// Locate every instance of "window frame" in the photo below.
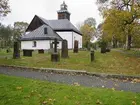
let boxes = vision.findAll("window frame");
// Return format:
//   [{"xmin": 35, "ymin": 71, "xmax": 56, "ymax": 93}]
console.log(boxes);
[{"xmin": 32, "ymin": 41, "xmax": 37, "ymax": 47}]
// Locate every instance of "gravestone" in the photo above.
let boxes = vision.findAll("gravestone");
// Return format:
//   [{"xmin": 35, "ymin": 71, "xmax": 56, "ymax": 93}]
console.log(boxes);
[
  {"xmin": 23, "ymin": 50, "xmax": 33, "ymax": 57},
  {"xmin": 51, "ymin": 38, "xmax": 60, "ymax": 62},
  {"xmin": 48, "ymin": 43, "xmax": 53, "ymax": 54},
  {"xmin": 38, "ymin": 49, "xmax": 44, "ymax": 54},
  {"xmin": 100, "ymin": 41, "xmax": 107, "ymax": 53},
  {"xmin": 6, "ymin": 49, "xmax": 9, "ymax": 53},
  {"xmin": 90, "ymin": 50, "xmax": 94, "ymax": 62},
  {"xmin": 61, "ymin": 40, "xmax": 69, "ymax": 58},
  {"xmin": 101, "ymin": 47, "xmax": 106, "ymax": 53},
  {"xmin": 13, "ymin": 42, "xmax": 20, "ymax": 59},
  {"xmin": 106, "ymin": 48, "xmax": 111, "ymax": 52},
  {"xmin": 73, "ymin": 40, "xmax": 78, "ymax": 53}
]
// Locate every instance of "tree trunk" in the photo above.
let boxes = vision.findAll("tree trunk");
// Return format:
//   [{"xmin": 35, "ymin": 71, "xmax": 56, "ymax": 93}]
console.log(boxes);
[
  {"xmin": 126, "ymin": 35, "xmax": 131, "ymax": 50},
  {"xmin": 113, "ymin": 39, "xmax": 118, "ymax": 48}
]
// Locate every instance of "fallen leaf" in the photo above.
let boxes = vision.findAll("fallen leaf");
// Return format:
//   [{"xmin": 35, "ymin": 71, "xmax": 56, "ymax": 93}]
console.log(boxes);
[
  {"xmin": 132, "ymin": 101, "xmax": 137, "ymax": 105},
  {"xmin": 73, "ymin": 82, "xmax": 80, "ymax": 86},
  {"xmin": 96, "ymin": 99, "xmax": 102, "ymax": 104},
  {"xmin": 42, "ymin": 101, "xmax": 47, "ymax": 105},
  {"xmin": 16, "ymin": 87, "xmax": 22, "ymax": 90},
  {"xmin": 102, "ymin": 85, "xmax": 105, "ymax": 88},
  {"xmin": 112, "ymin": 87, "xmax": 115, "ymax": 91},
  {"xmin": 114, "ymin": 83, "xmax": 119, "ymax": 87}
]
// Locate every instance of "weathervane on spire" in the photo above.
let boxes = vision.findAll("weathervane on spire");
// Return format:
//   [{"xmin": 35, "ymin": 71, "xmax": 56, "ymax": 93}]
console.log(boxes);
[{"xmin": 61, "ymin": 1, "xmax": 67, "ymax": 10}]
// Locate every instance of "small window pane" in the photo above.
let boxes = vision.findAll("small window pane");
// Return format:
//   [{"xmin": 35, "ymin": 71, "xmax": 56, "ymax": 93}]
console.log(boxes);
[
  {"xmin": 33, "ymin": 41, "xmax": 37, "ymax": 47},
  {"xmin": 44, "ymin": 28, "xmax": 48, "ymax": 34}
]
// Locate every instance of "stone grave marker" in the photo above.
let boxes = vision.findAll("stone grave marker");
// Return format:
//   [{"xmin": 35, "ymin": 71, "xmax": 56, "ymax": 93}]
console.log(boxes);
[
  {"xmin": 48, "ymin": 43, "xmax": 53, "ymax": 54},
  {"xmin": 38, "ymin": 49, "xmax": 44, "ymax": 54},
  {"xmin": 23, "ymin": 50, "xmax": 33, "ymax": 57},
  {"xmin": 100, "ymin": 41, "xmax": 107, "ymax": 53},
  {"xmin": 51, "ymin": 38, "xmax": 60, "ymax": 62},
  {"xmin": 73, "ymin": 40, "xmax": 78, "ymax": 53},
  {"xmin": 61, "ymin": 40, "xmax": 69, "ymax": 58},
  {"xmin": 90, "ymin": 50, "xmax": 94, "ymax": 62}
]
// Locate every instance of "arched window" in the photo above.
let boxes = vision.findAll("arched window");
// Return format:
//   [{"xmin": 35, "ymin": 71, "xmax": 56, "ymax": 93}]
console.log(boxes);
[{"xmin": 33, "ymin": 41, "xmax": 37, "ymax": 47}]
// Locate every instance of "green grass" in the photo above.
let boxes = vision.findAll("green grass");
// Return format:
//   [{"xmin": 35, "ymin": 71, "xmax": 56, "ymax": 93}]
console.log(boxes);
[
  {"xmin": 0, "ymin": 74, "xmax": 140, "ymax": 105},
  {"xmin": 122, "ymin": 49, "xmax": 140, "ymax": 57},
  {"xmin": 0, "ymin": 49, "xmax": 140, "ymax": 75}
]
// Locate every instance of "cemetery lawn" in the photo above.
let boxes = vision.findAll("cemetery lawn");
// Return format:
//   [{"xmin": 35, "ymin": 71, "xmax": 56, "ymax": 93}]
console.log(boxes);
[
  {"xmin": 0, "ymin": 49, "xmax": 140, "ymax": 75},
  {"xmin": 0, "ymin": 74, "xmax": 140, "ymax": 105}
]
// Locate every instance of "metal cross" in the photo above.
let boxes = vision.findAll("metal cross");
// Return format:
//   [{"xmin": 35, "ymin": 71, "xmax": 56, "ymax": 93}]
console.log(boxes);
[{"xmin": 52, "ymin": 38, "xmax": 59, "ymax": 53}]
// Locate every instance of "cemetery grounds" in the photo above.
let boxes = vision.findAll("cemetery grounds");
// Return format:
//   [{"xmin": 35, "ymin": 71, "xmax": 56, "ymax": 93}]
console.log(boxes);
[
  {"xmin": 0, "ymin": 49, "xmax": 140, "ymax": 105},
  {"xmin": 0, "ymin": 49, "xmax": 140, "ymax": 75}
]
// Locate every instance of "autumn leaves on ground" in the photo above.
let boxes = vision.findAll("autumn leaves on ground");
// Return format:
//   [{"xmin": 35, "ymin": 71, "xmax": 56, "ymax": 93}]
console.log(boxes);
[
  {"xmin": 0, "ymin": 49, "xmax": 140, "ymax": 75},
  {"xmin": 0, "ymin": 74, "xmax": 140, "ymax": 105}
]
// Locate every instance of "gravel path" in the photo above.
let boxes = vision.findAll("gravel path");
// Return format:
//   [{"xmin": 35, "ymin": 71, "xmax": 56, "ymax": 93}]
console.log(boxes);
[{"xmin": 0, "ymin": 67, "xmax": 140, "ymax": 93}]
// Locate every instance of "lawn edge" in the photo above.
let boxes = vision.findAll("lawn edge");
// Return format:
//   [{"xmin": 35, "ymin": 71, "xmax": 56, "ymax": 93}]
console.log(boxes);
[{"xmin": 0, "ymin": 65, "xmax": 140, "ymax": 80}]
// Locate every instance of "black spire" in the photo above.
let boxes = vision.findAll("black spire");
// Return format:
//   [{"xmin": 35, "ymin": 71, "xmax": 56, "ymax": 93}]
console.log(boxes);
[{"xmin": 57, "ymin": 1, "xmax": 71, "ymax": 20}]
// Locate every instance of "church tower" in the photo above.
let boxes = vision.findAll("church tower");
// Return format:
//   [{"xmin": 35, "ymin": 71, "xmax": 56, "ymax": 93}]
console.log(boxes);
[{"xmin": 57, "ymin": 1, "xmax": 71, "ymax": 20}]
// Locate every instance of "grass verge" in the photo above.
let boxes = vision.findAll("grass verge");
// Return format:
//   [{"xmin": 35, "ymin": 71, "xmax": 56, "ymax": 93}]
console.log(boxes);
[{"xmin": 0, "ymin": 74, "xmax": 140, "ymax": 105}]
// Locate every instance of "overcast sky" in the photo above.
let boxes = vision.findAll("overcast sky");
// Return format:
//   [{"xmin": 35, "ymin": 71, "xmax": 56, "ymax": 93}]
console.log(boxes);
[{"xmin": 1, "ymin": 0, "xmax": 103, "ymax": 27}]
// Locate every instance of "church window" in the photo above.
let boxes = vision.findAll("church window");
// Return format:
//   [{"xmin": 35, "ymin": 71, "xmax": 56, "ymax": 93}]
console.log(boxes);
[
  {"xmin": 44, "ymin": 27, "xmax": 48, "ymax": 34},
  {"xmin": 33, "ymin": 41, "xmax": 37, "ymax": 47}
]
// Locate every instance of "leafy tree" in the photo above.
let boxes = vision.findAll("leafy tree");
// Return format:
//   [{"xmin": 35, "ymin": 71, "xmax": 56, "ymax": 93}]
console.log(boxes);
[
  {"xmin": 97, "ymin": 0, "xmax": 140, "ymax": 50},
  {"xmin": 80, "ymin": 24, "xmax": 95, "ymax": 49},
  {"xmin": 0, "ymin": 25, "xmax": 13, "ymax": 48},
  {"xmin": 0, "ymin": 0, "xmax": 11, "ymax": 18},
  {"xmin": 13, "ymin": 22, "xmax": 29, "ymax": 40},
  {"xmin": 84, "ymin": 17, "xmax": 96, "ymax": 27}
]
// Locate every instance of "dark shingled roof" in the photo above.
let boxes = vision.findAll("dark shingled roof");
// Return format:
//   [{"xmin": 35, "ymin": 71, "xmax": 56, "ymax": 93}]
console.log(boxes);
[
  {"xmin": 38, "ymin": 16, "xmax": 82, "ymax": 35},
  {"xmin": 20, "ymin": 24, "xmax": 63, "ymax": 41}
]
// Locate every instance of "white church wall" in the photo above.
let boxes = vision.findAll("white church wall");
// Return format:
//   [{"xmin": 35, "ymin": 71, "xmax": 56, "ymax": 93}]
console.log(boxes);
[
  {"xmin": 73, "ymin": 32, "xmax": 82, "ymax": 48},
  {"xmin": 21, "ymin": 40, "xmax": 50, "ymax": 50},
  {"xmin": 57, "ymin": 32, "xmax": 73, "ymax": 49},
  {"xmin": 21, "ymin": 40, "xmax": 62, "ymax": 50},
  {"xmin": 57, "ymin": 31, "xmax": 82, "ymax": 49}
]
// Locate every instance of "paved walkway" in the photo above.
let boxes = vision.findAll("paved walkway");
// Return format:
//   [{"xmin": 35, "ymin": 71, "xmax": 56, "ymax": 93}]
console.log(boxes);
[{"xmin": 0, "ymin": 67, "xmax": 140, "ymax": 93}]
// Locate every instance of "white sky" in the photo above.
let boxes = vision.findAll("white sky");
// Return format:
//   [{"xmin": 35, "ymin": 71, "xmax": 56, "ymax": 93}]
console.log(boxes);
[{"xmin": 1, "ymin": 0, "xmax": 103, "ymax": 27}]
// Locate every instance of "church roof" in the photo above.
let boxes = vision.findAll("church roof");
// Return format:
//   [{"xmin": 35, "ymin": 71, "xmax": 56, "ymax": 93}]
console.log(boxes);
[
  {"xmin": 21, "ymin": 24, "xmax": 63, "ymax": 41},
  {"xmin": 38, "ymin": 16, "xmax": 82, "ymax": 35}
]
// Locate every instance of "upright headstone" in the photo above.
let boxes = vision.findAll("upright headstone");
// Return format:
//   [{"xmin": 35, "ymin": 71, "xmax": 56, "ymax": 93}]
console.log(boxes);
[
  {"xmin": 6, "ymin": 49, "xmax": 9, "ymax": 53},
  {"xmin": 61, "ymin": 40, "xmax": 68, "ymax": 58},
  {"xmin": 51, "ymin": 38, "xmax": 60, "ymax": 62},
  {"xmin": 38, "ymin": 49, "xmax": 44, "ymax": 54},
  {"xmin": 73, "ymin": 40, "xmax": 78, "ymax": 53},
  {"xmin": 49, "ymin": 43, "xmax": 53, "ymax": 54},
  {"xmin": 13, "ymin": 42, "xmax": 20, "ymax": 59},
  {"xmin": 23, "ymin": 50, "xmax": 33, "ymax": 57},
  {"xmin": 90, "ymin": 50, "xmax": 94, "ymax": 62},
  {"xmin": 100, "ymin": 41, "xmax": 107, "ymax": 53}
]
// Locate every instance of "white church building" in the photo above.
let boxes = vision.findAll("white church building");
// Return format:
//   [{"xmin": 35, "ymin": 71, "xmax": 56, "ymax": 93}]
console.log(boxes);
[{"xmin": 21, "ymin": 2, "xmax": 82, "ymax": 50}]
